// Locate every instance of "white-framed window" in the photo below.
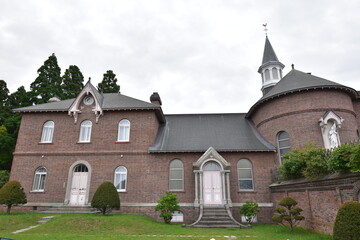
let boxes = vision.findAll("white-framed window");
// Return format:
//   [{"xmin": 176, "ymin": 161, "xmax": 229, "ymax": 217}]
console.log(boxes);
[
  {"xmin": 169, "ymin": 159, "xmax": 184, "ymax": 191},
  {"xmin": 277, "ymin": 131, "xmax": 290, "ymax": 164},
  {"xmin": 117, "ymin": 119, "xmax": 130, "ymax": 142},
  {"xmin": 238, "ymin": 159, "xmax": 254, "ymax": 191},
  {"xmin": 32, "ymin": 167, "xmax": 47, "ymax": 192},
  {"xmin": 272, "ymin": 67, "xmax": 278, "ymax": 79},
  {"xmin": 264, "ymin": 69, "xmax": 270, "ymax": 81},
  {"xmin": 114, "ymin": 166, "xmax": 127, "ymax": 192},
  {"xmin": 79, "ymin": 120, "xmax": 92, "ymax": 142},
  {"xmin": 40, "ymin": 121, "xmax": 54, "ymax": 143},
  {"xmin": 171, "ymin": 211, "xmax": 184, "ymax": 222}
]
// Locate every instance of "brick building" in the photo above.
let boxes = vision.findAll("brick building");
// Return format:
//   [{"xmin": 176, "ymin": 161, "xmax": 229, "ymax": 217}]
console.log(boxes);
[{"xmin": 9, "ymin": 36, "xmax": 360, "ymax": 227}]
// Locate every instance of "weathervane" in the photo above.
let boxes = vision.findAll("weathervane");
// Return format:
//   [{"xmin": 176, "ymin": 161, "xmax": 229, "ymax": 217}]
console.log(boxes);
[{"xmin": 263, "ymin": 23, "xmax": 268, "ymax": 36}]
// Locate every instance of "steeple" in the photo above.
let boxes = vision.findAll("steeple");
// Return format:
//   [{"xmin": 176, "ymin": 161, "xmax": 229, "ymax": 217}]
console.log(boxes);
[{"xmin": 258, "ymin": 36, "xmax": 285, "ymax": 95}]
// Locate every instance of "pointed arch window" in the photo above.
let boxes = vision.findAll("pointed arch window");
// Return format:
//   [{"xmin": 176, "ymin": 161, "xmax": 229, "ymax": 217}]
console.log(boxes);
[
  {"xmin": 237, "ymin": 159, "xmax": 254, "ymax": 191},
  {"xmin": 118, "ymin": 119, "xmax": 130, "ymax": 142},
  {"xmin": 32, "ymin": 167, "xmax": 47, "ymax": 192},
  {"xmin": 264, "ymin": 69, "xmax": 270, "ymax": 81},
  {"xmin": 114, "ymin": 166, "xmax": 127, "ymax": 192},
  {"xmin": 277, "ymin": 131, "xmax": 290, "ymax": 164},
  {"xmin": 41, "ymin": 121, "xmax": 54, "ymax": 143},
  {"xmin": 169, "ymin": 159, "xmax": 184, "ymax": 191},
  {"xmin": 79, "ymin": 120, "xmax": 92, "ymax": 142},
  {"xmin": 272, "ymin": 67, "xmax": 279, "ymax": 79}
]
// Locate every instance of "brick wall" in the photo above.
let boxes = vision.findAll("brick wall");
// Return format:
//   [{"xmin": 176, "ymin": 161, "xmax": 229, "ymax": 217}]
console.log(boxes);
[
  {"xmin": 270, "ymin": 173, "xmax": 360, "ymax": 234},
  {"xmin": 250, "ymin": 90, "xmax": 359, "ymax": 150}
]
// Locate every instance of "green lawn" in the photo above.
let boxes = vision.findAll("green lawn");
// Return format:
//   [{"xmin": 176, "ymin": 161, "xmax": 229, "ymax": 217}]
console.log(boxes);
[{"xmin": 0, "ymin": 213, "xmax": 332, "ymax": 240}]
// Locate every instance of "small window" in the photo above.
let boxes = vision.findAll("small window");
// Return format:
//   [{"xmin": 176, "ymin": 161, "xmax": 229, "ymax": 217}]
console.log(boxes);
[
  {"xmin": 277, "ymin": 131, "xmax": 290, "ymax": 164},
  {"xmin": 32, "ymin": 167, "xmax": 47, "ymax": 192},
  {"xmin": 264, "ymin": 69, "xmax": 270, "ymax": 81},
  {"xmin": 114, "ymin": 166, "xmax": 127, "ymax": 192},
  {"xmin": 41, "ymin": 121, "xmax": 54, "ymax": 143},
  {"xmin": 79, "ymin": 120, "xmax": 92, "ymax": 142},
  {"xmin": 171, "ymin": 211, "xmax": 184, "ymax": 222},
  {"xmin": 272, "ymin": 67, "xmax": 278, "ymax": 79},
  {"xmin": 169, "ymin": 159, "xmax": 184, "ymax": 191},
  {"xmin": 118, "ymin": 119, "xmax": 130, "ymax": 142},
  {"xmin": 238, "ymin": 159, "xmax": 253, "ymax": 191}
]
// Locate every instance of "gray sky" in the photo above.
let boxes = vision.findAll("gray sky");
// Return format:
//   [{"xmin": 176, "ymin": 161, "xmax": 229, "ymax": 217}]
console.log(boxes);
[{"xmin": 1, "ymin": 0, "xmax": 360, "ymax": 114}]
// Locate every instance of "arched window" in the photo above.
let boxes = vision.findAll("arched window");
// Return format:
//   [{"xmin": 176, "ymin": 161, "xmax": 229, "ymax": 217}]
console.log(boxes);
[
  {"xmin": 79, "ymin": 120, "xmax": 92, "ymax": 142},
  {"xmin": 41, "ymin": 121, "xmax": 54, "ymax": 143},
  {"xmin": 118, "ymin": 119, "xmax": 130, "ymax": 142},
  {"xmin": 32, "ymin": 167, "xmax": 47, "ymax": 191},
  {"xmin": 237, "ymin": 159, "xmax": 254, "ymax": 191},
  {"xmin": 272, "ymin": 67, "xmax": 278, "ymax": 79},
  {"xmin": 169, "ymin": 159, "xmax": 184, "ymax": 191},
  {"xmin": 114, "ymin": 166, "xmax": 127, "ymax": 192},
  {"xmin": 277, "ymin": 131, "xmax": 290, "ymax": 164},
  {"xmin": 264, "ymin": 69, "xmax": 270, "ymax": 81}
]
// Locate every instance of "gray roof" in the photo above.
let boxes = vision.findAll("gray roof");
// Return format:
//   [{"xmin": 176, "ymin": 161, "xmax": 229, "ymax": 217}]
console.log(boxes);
[
  {"xmin": 262, "ymin": 36, "xmax": 279, "ymax": 64},
  {"xmin": 14, "ymin": 93, "xmax": 161, "ymax": 112},
  {"xmin": 149, "ymin": 113, "xmax": 275, "ymax": 152},
  {"xmin": 248, "ymin": 69, "xmax": 359, "ymax": 117}
]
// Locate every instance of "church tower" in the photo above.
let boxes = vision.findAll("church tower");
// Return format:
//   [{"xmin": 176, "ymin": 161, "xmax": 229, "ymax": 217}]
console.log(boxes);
[{"xmin": 258, "ymin": 36, "xmax": 285, "ymax": 95}]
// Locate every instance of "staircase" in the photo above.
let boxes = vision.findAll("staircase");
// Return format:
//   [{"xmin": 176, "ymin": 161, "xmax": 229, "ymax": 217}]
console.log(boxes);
[
  {"xmin": 189, "ymin": 206, "xmax": 249, "ymax": 228},
  {"xmin": 38, "ymin": 206, "xmax": 99, "ymax": 214}
]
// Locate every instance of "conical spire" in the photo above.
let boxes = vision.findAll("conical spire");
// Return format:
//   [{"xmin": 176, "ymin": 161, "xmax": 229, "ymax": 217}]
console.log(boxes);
[
  {"xmin": 262, "ymin": 36, "xmax": 279, "ymax": 64},
  {"xmin": 258, "ymin": 36, "xmax": 285, "ymax": 95}
]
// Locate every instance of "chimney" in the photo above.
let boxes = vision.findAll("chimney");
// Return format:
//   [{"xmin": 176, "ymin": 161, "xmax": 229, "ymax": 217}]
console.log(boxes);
[{"xmin": 150, "ymin": 92, "xmax": 162, "ymax": 106}]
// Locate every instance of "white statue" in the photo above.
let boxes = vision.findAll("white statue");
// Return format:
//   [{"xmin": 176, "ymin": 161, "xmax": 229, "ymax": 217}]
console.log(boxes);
[{"xmin": 329, "ymin": 122, "xmax": 339, "ymax": 148}]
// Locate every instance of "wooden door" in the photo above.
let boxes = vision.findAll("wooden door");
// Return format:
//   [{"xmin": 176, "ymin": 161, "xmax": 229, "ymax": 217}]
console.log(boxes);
[
  {"xmin": 70, "ymin": 172, "xmax": 88, "ymax": 205},
  {"xmin": 203, "ymin": 171, "xmax": 222, "ymax": 204}
]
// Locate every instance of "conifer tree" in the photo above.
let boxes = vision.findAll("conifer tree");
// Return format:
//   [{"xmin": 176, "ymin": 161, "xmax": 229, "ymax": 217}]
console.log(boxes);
[
  {"xmin": 61, "ymin": 65, "xmax": 84, "ymax": 99},
  {"xmin": 97, "ymin": 70, "xmax": 120, "ymax": 93},
  {"xmin": 30, "ymin": 53, "xmax": 62, "ymax": 104},
  {"xmin": 0, "ymin": 80, "xmax": 9, "ymax": 106},
  {"xmin": 8, "ymin": 86, "xmax": 32, "ymax": 108}
]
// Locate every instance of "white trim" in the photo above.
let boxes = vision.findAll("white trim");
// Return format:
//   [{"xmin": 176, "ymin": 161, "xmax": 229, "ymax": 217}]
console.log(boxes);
[{"xmin": 193, "ymin": 146, "xmax": 230, "ymax": 168}]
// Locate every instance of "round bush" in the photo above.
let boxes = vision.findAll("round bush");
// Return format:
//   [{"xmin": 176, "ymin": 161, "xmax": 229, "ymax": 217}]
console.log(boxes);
[
  {"xmin": 279, "ymin": 197, "xmax": 297, "ymax": 207},
  {"xmin": 333, "ymin": 201, "xmax": 360, "ymax": 240},
  {"xmin": 91, "ymin": 181, "xmax": 120, "ymax": 215},
  {"xmin": 0, "ymin": 180, "xmax": 27, "ymax": 214}
]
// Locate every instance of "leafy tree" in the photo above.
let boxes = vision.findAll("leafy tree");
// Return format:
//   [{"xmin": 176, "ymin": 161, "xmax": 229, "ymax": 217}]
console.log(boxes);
[
  {"xmin": 154, "ymin": 192, "xmax": 180, "ymax": 223},
  {"xmin": 348, "ymin": 144, "xmax": 360, "ymax": 172},
  {"xmin": 97, "ymin": 70, "xmax": 120, "ymax": 93},
  {"xmin": 333, "ymin": 201, "xmax": 360, "ymax": 240},
  {"xmin": 61, "ymin": 65, "xmax": 84, "ymax": 99},
  {"xmin": 8, "ymin": 86, "xmax": 33, "ymax": 108},
  {"xmin": 0, "ymin": 126, "xmax": 15, "ymax": 170},
  {"xmin": 0, "ymin": 180, "xmax": 27, "ymax": 214},
  {"xmin": 0, "ymin": 170, "xmax": 9, "ymax": 188},
  {"xmin": 279, "ymin": 148, "xmax": 306, "ymax": 180},
  {"xmin": 272, "ymin": 197, "xmax": 304, "ymax": 232},
  {"xmin": 239, "ymin": 201, "xmax": 260, "ymax": 224},
  {"xmin": 0, "ymin": 80, "xmax": 9, "ymax": 106},
  {"xmin": 91, "ymin": 181, "xmax": 120, "ymax": 215},
  {"xmin": 30, "ymin": 53, "xmax": 62, "ymax": 104},
  {"xmin": 328, "ymin": 143, "xmax": 354, "ymax": 173}
]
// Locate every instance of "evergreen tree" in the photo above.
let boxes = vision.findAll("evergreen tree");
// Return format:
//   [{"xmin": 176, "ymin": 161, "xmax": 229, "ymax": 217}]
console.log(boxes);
[
  {"xmin": 61, "ymin": 65, "xmax": 84, "ymax": 99},
  {"xmin": 0, "ymin": 80, "xmax": 9, "ymax": 106},
  {"xmin": 97, "ymin": 70, "xmax": 120, "ymax": 93},
  {"xmin": 8, "ymin": 86, "xmax": 32, "ymax": 108},
  {"xmin": 30, "ymin": 53, "xmax": 62, "ymax": 104}
]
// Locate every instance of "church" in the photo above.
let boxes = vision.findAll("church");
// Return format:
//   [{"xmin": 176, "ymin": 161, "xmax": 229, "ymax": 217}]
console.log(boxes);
[{"xmin": 9, "ymin": 36, "xmax": 360, "ymax": 227}]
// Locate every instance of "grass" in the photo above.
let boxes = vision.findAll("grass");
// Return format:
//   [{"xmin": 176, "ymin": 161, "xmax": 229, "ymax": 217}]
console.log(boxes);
[{"xmin": 0, "ymin": 212, "xmax": 332, "ymax": 240}]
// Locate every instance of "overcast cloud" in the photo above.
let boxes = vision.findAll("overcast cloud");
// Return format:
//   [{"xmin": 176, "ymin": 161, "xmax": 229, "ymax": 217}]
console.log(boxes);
[{"xmin": 1, "ymin": 0, "xmax": 360, "ymax": 114}]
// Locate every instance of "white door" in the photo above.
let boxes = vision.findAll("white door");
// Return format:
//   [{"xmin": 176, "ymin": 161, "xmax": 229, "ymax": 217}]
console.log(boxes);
[
  {"xmin": 203, "ymin": 171, "xmax": 222, "ymax": 204},
  {"xmin": 70, "ymin": 172, "xmax": 88, "ymax": 205}
]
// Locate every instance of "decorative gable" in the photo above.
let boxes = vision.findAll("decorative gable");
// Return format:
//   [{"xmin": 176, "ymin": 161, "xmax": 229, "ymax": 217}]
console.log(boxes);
[
  {"xmin": 193, "ymin": 146, "xmax": 230, "ymax": 169},
  {"xmin": 68, "ymin": 80, "xmax": 103, "ymax": 123}
]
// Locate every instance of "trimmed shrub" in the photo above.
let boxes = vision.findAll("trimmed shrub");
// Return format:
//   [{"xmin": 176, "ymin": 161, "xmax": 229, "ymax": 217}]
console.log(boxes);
[
  {"xmin": 348, "ymin": 144, "xmax": 360, "ymax": 172},
  {"xmin": 302, "ymin": 147, "xmax": 331, "ymax": 179},
  {"xmin": 0, "ymin": 170, "xmax": 9, "ymax": 188},
  {"xmin": 91, "ymin": 181, "xmax": 120, "ymax": 215},
  {"xmin": 239, "ymin": 201, "xmax": 260, "ymax": 224},
  {"xmin": 0, "ymin": 180, "xmax": 27, "ymax": 214},
  {"xmin": 333, "ymin": 201, "xmax": 360, "ymax": 240},
  {"xmin": 279, "ymin": 148, "xmax": 306, "ymax": 180},
  {"xmin": 328, "ymin": 143, "xmax": 353, "ymax": 172},
  {"xmin": 272, "ymin": 197, "xmax": 304, "ymax": 232},
  {"xmin": 154, "ymin": 192, "xmax": 180, "ymax": 223}
]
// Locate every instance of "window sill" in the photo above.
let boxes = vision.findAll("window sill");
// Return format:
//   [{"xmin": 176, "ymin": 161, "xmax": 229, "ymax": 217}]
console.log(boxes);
[
  {"xmin": 238, "ymin": 190, "xmax": 256, "ymax": 193},
  {"xmin": 169, "ymin": 190, "xmax": 185, "ymax": 193},
  {"xmin": 117, "ymin": 190, "xmax": 127, "ymax": 193},
  {"xmin": 30, "ymin": 190, "xmax": 45, "ymax": 193},
  {"xmin": 77, "ymin": 142, "xmax": 92, "ymax": 144},
  {"xmin": 38, "ymin": 142, "xmax": 53, "ymax": 145},
  {"xmin": 115, "ymin": 141, "xmax": 130, "ymax": 144}
]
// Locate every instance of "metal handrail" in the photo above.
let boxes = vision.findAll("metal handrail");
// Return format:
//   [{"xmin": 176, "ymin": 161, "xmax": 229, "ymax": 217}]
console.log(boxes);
[{"xmin": 0, "ymin": 237, "xmax": 16, "ymax": 240}]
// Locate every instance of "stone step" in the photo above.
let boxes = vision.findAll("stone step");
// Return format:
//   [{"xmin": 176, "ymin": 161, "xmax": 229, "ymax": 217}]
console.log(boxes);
[
  {"xmin": 39, "ymin": 206, "xmax": 99, "ymax": 214},
  {"xmin": 192, "ymin": 224, "xmax": 240, "ymax": 228}
]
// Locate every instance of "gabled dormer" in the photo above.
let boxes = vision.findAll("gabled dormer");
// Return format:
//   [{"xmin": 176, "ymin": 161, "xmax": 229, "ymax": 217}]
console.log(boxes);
[
  {"xmin": 258, "ymin": 36, "xmax": 285, "ymax": 95},
  {"xmin": 68, "ymin": 80, "xmax": 103, "ymax": 123}
]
